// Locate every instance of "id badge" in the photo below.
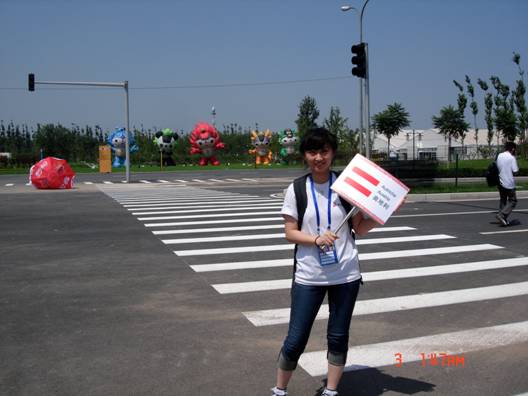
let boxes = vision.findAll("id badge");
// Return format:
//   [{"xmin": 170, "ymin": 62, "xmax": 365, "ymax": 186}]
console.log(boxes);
[{"xmin": 318, "ymin": 245, "xmax": 338, "ymax": 266}]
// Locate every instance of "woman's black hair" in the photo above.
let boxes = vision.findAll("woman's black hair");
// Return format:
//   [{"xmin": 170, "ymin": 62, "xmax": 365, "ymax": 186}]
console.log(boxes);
[{"xmin": 299, "ymin": 127, "xmax": 338, "ymax": 154}]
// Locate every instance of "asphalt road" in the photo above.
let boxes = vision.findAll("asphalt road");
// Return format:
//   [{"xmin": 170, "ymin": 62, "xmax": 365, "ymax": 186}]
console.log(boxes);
[{"xmin": 1, "ymin": 172, "xmax": 527, "ymax": 396}]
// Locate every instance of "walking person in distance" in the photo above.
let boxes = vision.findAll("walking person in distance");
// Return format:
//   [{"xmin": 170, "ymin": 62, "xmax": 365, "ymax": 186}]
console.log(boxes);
[
  {"xmin": 271, "ymin": 127, "xmax": 378, "ymax": 396},
  {"xmin": 495, "ymin": 141, "xmax": 519, "ymax": 226}
]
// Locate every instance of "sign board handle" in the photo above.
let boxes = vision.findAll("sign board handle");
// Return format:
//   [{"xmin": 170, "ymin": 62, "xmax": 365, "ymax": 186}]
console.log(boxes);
[{"xmin": 334, "ymin": 206, "xmax": 359, "ymax": 234}]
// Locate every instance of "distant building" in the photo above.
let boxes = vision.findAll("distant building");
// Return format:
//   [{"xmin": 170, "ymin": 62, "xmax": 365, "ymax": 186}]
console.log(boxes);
[{"xmin": 371, "ymin": 129, "xmax": 502, "ymax": 161}]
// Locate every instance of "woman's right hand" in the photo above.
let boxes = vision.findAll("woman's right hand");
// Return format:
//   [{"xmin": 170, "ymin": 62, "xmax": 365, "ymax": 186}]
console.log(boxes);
[{"xmin": 316, "ymin": 230, "xmax": 338, "ymax": 250}]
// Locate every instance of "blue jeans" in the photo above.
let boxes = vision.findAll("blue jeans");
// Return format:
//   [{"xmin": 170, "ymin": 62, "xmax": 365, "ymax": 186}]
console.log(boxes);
[{"xmin": 279, "ymin": 279, "xmax": 361, "ymax": 370}]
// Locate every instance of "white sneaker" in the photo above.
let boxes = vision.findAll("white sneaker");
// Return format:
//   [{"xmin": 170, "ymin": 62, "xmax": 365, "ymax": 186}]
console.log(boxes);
[
  {"xmin": 496, "ymin": 213, "xmax": 509, "ymax": 226},
  {"xmin": 271, "ymin": 386, "xmax": 288, "ymax": 396},
  {"xmin": 321, "ymin": 388, "xmax": 339, "ymax": 396}
]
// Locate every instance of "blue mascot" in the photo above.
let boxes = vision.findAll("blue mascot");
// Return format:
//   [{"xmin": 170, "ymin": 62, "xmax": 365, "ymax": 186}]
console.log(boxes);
[{"xmin": 107, "ymin": 127, "xmax": 139, "ymax": 168}]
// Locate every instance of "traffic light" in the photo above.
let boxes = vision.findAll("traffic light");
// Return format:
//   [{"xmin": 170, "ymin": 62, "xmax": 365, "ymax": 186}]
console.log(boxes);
[
  {"xmin": 28, "ymin": 73, "xmax": 35, "ymax": 91},
  {"xmin": 351, "ymin": 43, "xmax": 366, "ymax": 78}
]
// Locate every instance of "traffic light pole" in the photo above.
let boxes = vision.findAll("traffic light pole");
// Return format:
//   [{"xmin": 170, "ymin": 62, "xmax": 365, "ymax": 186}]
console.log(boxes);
[
  {"xmin": 364, "ymin": 43, "xmax": 371, "ymax": 159},
  {"xmin": 124, "ymin": 81, "xmax": 130, "ymax": 183},
  {"xmin": 27, "ymin": 74, "xmax": 132, "ymax": 183},
  {"xmin": 359, "ymin": 74, "xmax": 364, "ymax": 156},
  {"xmin": 359, "ymin": 0, "xmax": 371, "ymax": 159},
  {"xmin": 351, "ymin": 43, "xmax": 367, "ymax": 156},
  {"xmin": 344, "ymin": 0, "xmax": 372, "ymax": 158}
]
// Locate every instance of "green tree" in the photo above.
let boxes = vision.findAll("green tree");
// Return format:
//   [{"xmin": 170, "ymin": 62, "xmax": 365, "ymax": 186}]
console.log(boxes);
[
  {"xmin": 432, "ymin": 105, "xmax": 469, "ymax": 162},
  {"xmin": 323, "ymin": 106, "xmax": 358, "ymax": 160},
  {"xmin": 323, "ymin": 106, "xmax": 348, "ymax": 140},
  {"xmin": 371, "ymin": 102, "xmax": 410, "ymax": 158},
  {"xmin": 33, "ymin": 124, "xmax": 73, "ymax": 160},
  {"xmin": 478, "ymin": 79, "xmax": 495, "ymax": 155},
  {"xmin": 465, "ymin": 75, "xmax": 480, "ymax": 151},
  {"xmin": 296, "ymin": 96, "xmax": 319, "ymax": 138},
  {"xmin": 491, "ymin": 76, "xmax": 518, "ymax": 142},
  {"xmin": 453, "ymin": 80, "xmax": 468, "ymax": 149},
  {"xmin": 512, "ymin": 52, "xmax": 527, "ymax": 144}
]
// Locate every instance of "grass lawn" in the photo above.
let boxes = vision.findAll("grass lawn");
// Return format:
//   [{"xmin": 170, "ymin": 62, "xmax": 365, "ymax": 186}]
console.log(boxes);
[{"xmin": 0, "ymin": 162, "xmax": 306, "ymax": 175}]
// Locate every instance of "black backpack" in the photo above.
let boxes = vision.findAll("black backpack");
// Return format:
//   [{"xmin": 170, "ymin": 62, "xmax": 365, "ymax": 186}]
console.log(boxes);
[
  {"xmin": 485, "ymin": 161, "xmax": 499, "ymax": 187},
  {"xmin": 290, "ymin": 172, "xmax": 355, "ymax": 281}
]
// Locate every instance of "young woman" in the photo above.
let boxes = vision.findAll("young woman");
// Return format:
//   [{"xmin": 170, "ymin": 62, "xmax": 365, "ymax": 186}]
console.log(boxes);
[{"xmin": 271, "ymin": 127, "xmax": 378, "ymax": 396}]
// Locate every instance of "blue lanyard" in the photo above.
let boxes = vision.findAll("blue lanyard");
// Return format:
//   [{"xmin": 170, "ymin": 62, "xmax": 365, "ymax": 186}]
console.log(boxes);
[{"xmin": 309, "ymin": 174, "xmax": 333, "ymax": 234}]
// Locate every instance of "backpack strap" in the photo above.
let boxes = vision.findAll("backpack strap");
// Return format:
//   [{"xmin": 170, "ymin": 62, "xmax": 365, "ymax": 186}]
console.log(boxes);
[
  {"xmin": 293, "ymin": 173, "xmax": 310, "ymax": 231},
  {"xmin": 292, "ymin": 174, "xmax": 310, "ymax": 284}
]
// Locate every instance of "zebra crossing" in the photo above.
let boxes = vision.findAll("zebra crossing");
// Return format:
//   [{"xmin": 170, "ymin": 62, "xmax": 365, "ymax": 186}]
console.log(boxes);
[{"xmin": 98, "ymin": 183, "xmax": 528, "ymax": 377}]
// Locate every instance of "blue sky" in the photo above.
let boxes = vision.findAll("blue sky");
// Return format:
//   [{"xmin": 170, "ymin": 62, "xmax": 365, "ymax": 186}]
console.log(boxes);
[{"xmin": 1, "ymin": 0, "xmax": 527, "ymax": 133}]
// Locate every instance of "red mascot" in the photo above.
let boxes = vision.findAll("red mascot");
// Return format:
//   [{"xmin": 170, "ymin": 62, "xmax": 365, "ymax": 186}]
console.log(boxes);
[
  {"xmin": 189, "ymin": 122, "xmax": 225, "ymax": 166},
  {"xmin": 30, "ymin": 157, "xmax": 75, "ymax": 189}
]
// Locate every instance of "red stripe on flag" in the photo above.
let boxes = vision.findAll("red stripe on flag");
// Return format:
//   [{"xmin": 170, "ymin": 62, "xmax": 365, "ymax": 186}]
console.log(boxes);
[
  {"xmin": 344, "ymin": 177, "xmax": 372, "ymax": 197},
  {"xmin": 352, "ymin": 166, "xmax": 379, "ymax": 186}
]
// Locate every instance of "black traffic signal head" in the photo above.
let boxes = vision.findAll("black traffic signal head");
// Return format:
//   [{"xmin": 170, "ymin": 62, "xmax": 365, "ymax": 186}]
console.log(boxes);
[
  {"xmin": 28, "ymin": 73, "xmax": 35, "ymax": 91},
  {"xmin": 351, "ymin": 43, "xmax": 366, "ymax": 78}
]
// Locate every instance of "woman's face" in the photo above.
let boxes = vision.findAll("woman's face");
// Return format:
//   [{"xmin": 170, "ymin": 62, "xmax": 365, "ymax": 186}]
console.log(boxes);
[{"xmin": 304, "ymin": 144, "xmax": 334, "ymax": 174}]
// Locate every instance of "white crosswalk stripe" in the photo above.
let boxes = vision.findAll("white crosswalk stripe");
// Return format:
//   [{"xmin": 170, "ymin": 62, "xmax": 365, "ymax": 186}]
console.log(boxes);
[
  {"xmin": 243, "ymin": 282, "xmax": 528, "ymax": 326},
  {"xmin": 132, "ymin": 203, "xmax": 282, "ymax": 216},
  {"xmin": 117, "ymin": 195, "xmax": 263, "ymax": 204},
  {"xmin": 189, "ymin": 244, "xmax": 502, "ymax": 272},
  {"xmin": 123, "ymin": 199, "xmax": 281, "ymax": 208},
  {"xmin": 138, "ymin": 210, "xmax": 281, "ymax": 221},
  {"xmin": 144, "ymin": 217, "xmax": 280, "ymax": 227},
  {"xmin": 172, "ymin": 235, "xmax": 455, "ymax": 255},
  {"xmin": 97, "ymin": 183, "xmax": 528, "ymax": 378},
  {"xmin": 299, "ymin": 320, "xmax": 528, "ymax": 376},
  {"xmin": 211, "ymin": 257, "xmax": 528, "ymax": 294},
  {"xmin": 153, "ymin": 225, "xmax": 415, "ymax": 236}
]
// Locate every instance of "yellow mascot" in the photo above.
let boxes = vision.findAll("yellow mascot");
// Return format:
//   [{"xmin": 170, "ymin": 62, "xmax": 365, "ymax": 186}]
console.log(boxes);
[{"xmin": 249, "ymin": 129, "xmax": 273, "ymax": 165}]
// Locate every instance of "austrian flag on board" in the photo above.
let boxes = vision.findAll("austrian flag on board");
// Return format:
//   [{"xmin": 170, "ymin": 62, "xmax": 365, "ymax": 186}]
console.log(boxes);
[{"xmin": 331, "ymin": 154, "xmax": 409, "ymax": 225}]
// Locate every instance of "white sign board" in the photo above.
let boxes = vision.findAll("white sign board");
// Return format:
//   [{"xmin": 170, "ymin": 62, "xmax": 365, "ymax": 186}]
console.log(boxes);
[{"xmin": 331, "ymin": 154, "xmax": 410, "ymax": 225}]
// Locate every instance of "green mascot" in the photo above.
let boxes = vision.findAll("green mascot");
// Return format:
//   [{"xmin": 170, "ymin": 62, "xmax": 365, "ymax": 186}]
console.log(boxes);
[{"xmin": 278, "ymin": 128, "xmax": 299, "ymax": 165}]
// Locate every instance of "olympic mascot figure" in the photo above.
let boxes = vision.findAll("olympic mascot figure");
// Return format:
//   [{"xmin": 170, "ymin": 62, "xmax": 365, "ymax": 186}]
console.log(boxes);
[
  {"xmin": 154, "ymin": 128, "xmax": 179, "ymax": 166},
  {"xmin": 189, "ymin": 122, "xmax": 225, "ymax": 166},
  {"xmin": 107, "ymin": 127, "xmax": 138, "ymax": 168},
  {"xmin": 249, "ymin": 129, "xmax": 273, "ymax": 166},
  {"xmin": 278, "ymin": 128, "xmax": 299, "ymax": 164}
]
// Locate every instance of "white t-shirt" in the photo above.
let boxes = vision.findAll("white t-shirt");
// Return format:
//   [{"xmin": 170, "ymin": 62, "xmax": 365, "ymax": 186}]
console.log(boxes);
[
  {"xmin": 497, "ymin": 151, "xmax": 519, "ymax": 189},
  {"xmin": 281, "ymin": 176, "xmax": 361, "ymax": 286}
]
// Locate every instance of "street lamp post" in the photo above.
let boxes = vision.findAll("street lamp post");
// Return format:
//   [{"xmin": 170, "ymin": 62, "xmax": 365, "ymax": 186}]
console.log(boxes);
[
  {"xmin": 342, "ymin": 0, "xmax": 372, "ymax": 158},
  {"xmin": 341, "ymin": 5, "xmax": 363, "ymax": 156},
  {"xmin": 211, "ymin": 106, "xmax": 216, "ymax": 127}
]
